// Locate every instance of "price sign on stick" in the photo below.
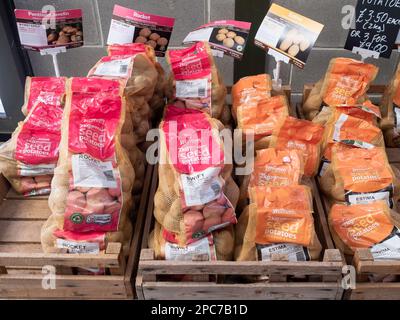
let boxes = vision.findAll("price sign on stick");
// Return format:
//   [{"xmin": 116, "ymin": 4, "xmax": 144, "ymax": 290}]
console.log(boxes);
[
  {"xmin": 107, "ymin": 5, "xmax": 175, "ymax": 57},
  {"xmin": 183, "ymin": 20, "xmax": 251, "ymax": 60},
  {"xmin": 255, "ymin": 4, "xmax": 324, "ymax": 69},
  {"xmin": 14, "ymin": 8, "xmax": 84, "ymax": 77},
  {"xmin": 344, "ymin": 0, "xmax": 400, "ymax": 59}
]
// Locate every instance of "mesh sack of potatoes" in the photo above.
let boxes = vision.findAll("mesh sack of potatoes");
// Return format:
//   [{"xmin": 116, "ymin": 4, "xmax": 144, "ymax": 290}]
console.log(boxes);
[
  {"xmin": 232, "ymin": 74, "xmax": 289, "ymax": 150},
  {"xmin": 317, "ymin": 110, "xmax": 384, "ymax": 177},
  {"xmin": 41, "ymin": 78, "xmax": 134, "ymax": 256},
  {"xmin": 149, "ymin": 221, "xmax": 235, "ymax": 261},
  {"xmin": 107, "ymin": 43, "xmax": 167, "ymax": 121},
  {"xmin": 154, "ymin": 105, "xmax": 239, "ymax": 246},
  {"xmin": 329, "ymin": 201, "xmax": 400, "ymax": 260},
  {"xmin": 312, "ymin": 102, "xmax": 381, "ymax": 127},
  {"xmin": 269, "ymin": 116, "xmax": 324, "ymax": 177},
  {"xmin": 88, "ymin": 43, "xmax": 158, "ymax": 146},
  {"xmin": 0, "ymin": 98, "xmax": 64, "ymax": 196},
  {"xmin": 380, "ymin": 63, "xmax": 400, "ymax": 147},
  {"xmin": 303, "ymin": 58, "xmax": 379, "ymax": 120},
  {"xmin": 320, "ymin": 146, "xmax": 400, "ymax": 210},
  {"xmin": 235, "ymin": 185, "xmax": 322, "ymax": 262},
  {"xmin": 237, "ymin": 148, "xmax": 304, "ymax": 213},
  {"xmin": 165, "ymin": 41, "xmax": 227, "ymax": 121},
  {"xmin": 21, "ymin": 77, "xmax": 66, "ymax": 116}
]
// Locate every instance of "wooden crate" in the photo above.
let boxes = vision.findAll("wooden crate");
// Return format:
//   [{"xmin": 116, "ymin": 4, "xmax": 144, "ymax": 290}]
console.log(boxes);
[
  {"xmin": 0, "ymin": 164, "xmax": 152, "ymax": 299},
  {"xmin": 136, "ymin": 165, "xmax": 345, "ymax": 300}
]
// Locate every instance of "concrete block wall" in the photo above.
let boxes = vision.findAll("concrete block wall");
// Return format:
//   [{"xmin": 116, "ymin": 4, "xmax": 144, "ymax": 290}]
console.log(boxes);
[
  {"xmin": 14, "ymin": 0, "xmax": 235, "ymax": 85},
  {"xmin": 265, "ymin": 0, "xmax": 400, "ymax": 104}
]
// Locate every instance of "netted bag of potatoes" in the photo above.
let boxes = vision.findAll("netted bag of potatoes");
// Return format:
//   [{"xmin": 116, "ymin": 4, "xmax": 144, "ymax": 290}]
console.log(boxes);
[
  {"xmin": 88, "ymin": 47, "xmax": 149, "ymax": 205},
  {"xmin": 380, "ymin": 63, "xmax": 400, "ymax": 147},
  {"xmin": 154, "ymin": 105, "xmax": 238, "ymax": 246},
  {"xmin": 269, "ymin": 116, "xmax": 324, "ymax": 177},
  {"xmin": 312, "ymin": 102, "xmax": 381, "ymax": 127},
  {"xmin": 320, "ymin": 146, "xmax": 400, "ymax": 210},
  {"xmin": 0, "ymin": 99, "xmax": 64, "ymax": 196},
  {"xmin": 329, "ymin": 201, "xmax": 400, "ymax": 261},
  {"xmin": 303, "ymin": 58, "xmax": 379, "ymax": 120},
  {"xmin": 237, "ymin": 148, "xmax": 304, "ymax": 213},
  {"xmin": 166, "ymin": 41, "xmax": 227, "ymax": 121},
  {"xmin": 318, "ymin": 110, "xmax": 384, "ymax": 177},
  {"xmin": 88, "ymin": 44, "xmax": 158, "ymax": 146},
  {"xmin": 42, "ymin": 78, "xmax": 134, "ymax": 256},
  {"xmin": 21, "ymin": 77, "xmax": 66, "ymax": 116},
  {"xmin": 231, "ymin": 74, "xmax": 288, "ymax": 150},
  {"xmin": 149, "ymin": 221, "xmax": 234, "ymax": 261},
  {"xmin": 107, "ymin": 43, "xmax": 167, "ymax": 121},
  {"xmin": 235, "ymin": 185, "xmax": 322, "ymax": 262}
]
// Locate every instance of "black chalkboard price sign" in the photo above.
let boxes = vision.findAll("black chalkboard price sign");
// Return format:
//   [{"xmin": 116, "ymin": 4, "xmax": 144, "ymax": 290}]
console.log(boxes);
[{"xmin": 345, "ymin": 0, "xmax": 400, "ymax": 58}]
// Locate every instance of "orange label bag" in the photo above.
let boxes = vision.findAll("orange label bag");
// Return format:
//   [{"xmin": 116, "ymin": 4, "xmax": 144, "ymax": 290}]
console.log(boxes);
[
  {"xmin": 323, "ymin": 112, "xmax": 384, "ymax": 160},
  {"xmin": 270, "ymin": 117, "xmax": 324, "ymax": 177},
  {"xmin": 236, "ymin": 95, "xmax": 289, "ymax": 139},
  {"xmin": 232, "ymin": 74, "xmax": 272, "ymax": 120},
  {"xmin": 250, "ymin": 185, "xmax": 314, "ymax": 247},
  {"xmin": 334, "ymin": 102, "xmax": 381, "ymax": 124},
  {"xmin": 321, "ymin": 58, "xmax": 378, "ymax": 106},
  {"xmin": 250, "ymin": 148, "xmax": 303, "ymax": 187},
  {"xmin": 330, "ymin": 202, "xmax": 400, "ymax": 260},
  {"xmin": 332, "ymin": 147, "xmax": 394, "ymax": 208}
]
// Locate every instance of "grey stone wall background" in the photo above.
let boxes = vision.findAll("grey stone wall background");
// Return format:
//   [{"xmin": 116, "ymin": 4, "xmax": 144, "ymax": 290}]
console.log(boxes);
[{"xmin": 14, "ymin": 0, "xmax": 400, "ymax": 96}]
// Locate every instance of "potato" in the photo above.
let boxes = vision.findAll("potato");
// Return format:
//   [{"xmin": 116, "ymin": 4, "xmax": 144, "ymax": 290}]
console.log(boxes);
[
  {"xmin": 183, "ymin": 211, "xmax": 204, "ymax": 233},
  {"xmin": 300, "ymin": 38, "xmax": 310, "ymax": 52},
  {"xmin": 216, "ymin": 33, "xmax": 226, "ymax": 41},
  {"xmin": 286, "ymin": 29, "xmax": 298, "ymax": 42},
  {"xmin": 146, "ymin": 40, "xmax": 157, "ymax": 49},
  {"xmin": 226, "ymin": 31, "xmax": 236, "ymax": 38},
  {"xmin": 293, "ymin": 34, "xmax": 304, "ymax": 45},
  {"xmin": 150, "ymin": 33, "xmax": 160, "ymax": 41},
  {"xmin": 34, "ymin": 175, "xmax": 52, "ymax": 185},
  {"xmin": 104, "ymin": 201, "xmax": 121, "ymax": 214},
  {"xmin": 76, "ymin": 186, "xmax": 91, "ymax": 193},
  {"xmin": 86, "ymin": 188, "xmax": 113, "ymax": 214},
  {"xmin": 234, "ymin": 36, "xmax": 245, "ymax": 45},
  {"xmin": 216, "ymin": 195, "xmax": 228, "ymax": 206},
  {"xmin": 19, "ymin": 177, "xmax": 36, "ymax": 194},
  {"xmin": 203, "ymin": 216, "xmax": 222, "ymax": 232},
  {"xmin": 67, "ymin": 191, "xmax": 86, "ymax": 210},
  {"xmin": 203, "ymin": 203, "xmax": 226, "ymax": 219},
  {"xmin": 157, "ymin": 37, "xmax": 168, "ymax": 46},
  {"xmin": 223, "ymin": 38, "xmax": 235, "ymax": 48},
  {"xmin": 279, "ymin": 38, "xmax": 292, "ymax": 52},
  {"xmin": 221, "ymin": 208, "xmax": 235, "ymax": 223},
  {"xmin": 108, "ymin": 186, "xmax": 121, "ymax": 198},
  {"xmin": 139, "ymin": 28, "xmax": 152, "ymax": 37},
  {"xmin": 135, "ymin": 36, "xmax": 147, "ymax": 44},
  {"xmin": 288, "ymin": 44, "xmax": 300, "ymax": 57}
]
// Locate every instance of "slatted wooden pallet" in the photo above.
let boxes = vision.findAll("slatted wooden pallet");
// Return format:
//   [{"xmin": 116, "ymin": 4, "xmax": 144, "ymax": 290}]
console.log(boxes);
[
  {"xmin": 0, "ymin": 164, "xmax": 152, "ymax": 299},
  {"xmin": 136, "ymin": 165, "xmax": 345, "ymax": 300},
  {"xmin": 297, "ymin": 90, "xmax": 400, "ymax": 300}
]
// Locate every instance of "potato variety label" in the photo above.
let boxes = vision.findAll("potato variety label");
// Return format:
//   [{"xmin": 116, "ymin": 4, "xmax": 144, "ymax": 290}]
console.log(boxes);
[
  {"xmin": 183, "ymin": 20, "xmax": 251, "ymax": 60},
  {"xmin": 255, "ymin": 4, "xmax": 324, "ymax": 68},
  {"xmin": 15, "ymin": 9, "xmax": 83, "ymax": 51},
  {"xmin": 107, "ymin": 4, "xmax": 175, "ymax": 57}
]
